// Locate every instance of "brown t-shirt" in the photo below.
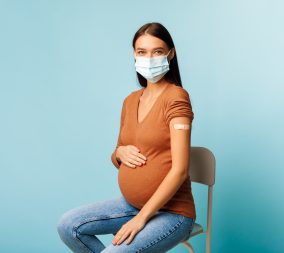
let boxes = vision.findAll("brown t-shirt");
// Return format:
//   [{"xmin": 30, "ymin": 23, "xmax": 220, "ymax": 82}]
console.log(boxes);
[{"xmin": 111, "ymin": 83, "xmax": 196, "ymax": 219}]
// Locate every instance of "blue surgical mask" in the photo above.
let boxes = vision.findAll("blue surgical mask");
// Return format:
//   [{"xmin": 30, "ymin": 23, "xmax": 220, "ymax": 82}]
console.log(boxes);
[{"xmin": 134, "ymin": 50, "xmax": 172, "ymax": 83}]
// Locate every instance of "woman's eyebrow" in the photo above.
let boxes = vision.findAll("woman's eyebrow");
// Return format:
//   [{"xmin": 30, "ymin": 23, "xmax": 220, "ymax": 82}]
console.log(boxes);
[{"xmin": 136, "ymin": 47, "xmax": 165, "ymax": 50}]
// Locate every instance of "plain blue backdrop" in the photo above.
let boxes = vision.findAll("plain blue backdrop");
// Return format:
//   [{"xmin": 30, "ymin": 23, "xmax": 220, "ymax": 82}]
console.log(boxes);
[{"xmin": 0, "ymin": 0, "xmax": 283, "ymax": 252}]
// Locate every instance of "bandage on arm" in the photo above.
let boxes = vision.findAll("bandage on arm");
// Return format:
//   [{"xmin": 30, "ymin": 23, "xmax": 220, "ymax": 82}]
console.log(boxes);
[{"xmin": 173, "ymin": 123, "xmax": 190, "ymax": 130}]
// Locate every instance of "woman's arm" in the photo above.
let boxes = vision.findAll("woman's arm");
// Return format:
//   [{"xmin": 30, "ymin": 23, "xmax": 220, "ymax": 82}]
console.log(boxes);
[
  {"xmin": 137, "ymin": 116, "xmax": 191, "ymax": 222},
  {"xmin": 111, "ymin": 98, "xmax": 127, "ymax": 169},
  {"xmin": 111, "ymin": 147, "xmax": 122, "ymax": 168}
]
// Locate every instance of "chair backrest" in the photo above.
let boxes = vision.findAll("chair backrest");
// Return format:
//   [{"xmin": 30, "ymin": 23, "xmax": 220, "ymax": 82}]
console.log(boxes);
[
  {"xmin": 189, "ymin": 147, "xmax": 216, "ymax": 186},
  {"xmin": 182, "ymin": 146, "xmax": 216, "ymax": 252}
]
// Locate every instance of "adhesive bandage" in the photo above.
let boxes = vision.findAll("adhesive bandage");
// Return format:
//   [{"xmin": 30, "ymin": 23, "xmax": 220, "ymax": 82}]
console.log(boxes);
[{"xmin": 173, "ymin": 123, "xmax": 190, "ymax": 130}]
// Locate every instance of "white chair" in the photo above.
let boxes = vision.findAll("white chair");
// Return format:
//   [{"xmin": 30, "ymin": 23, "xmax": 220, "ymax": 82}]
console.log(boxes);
[{"xmin": 180, "ymin": 146, "xmax": 216, "ymax": 253}]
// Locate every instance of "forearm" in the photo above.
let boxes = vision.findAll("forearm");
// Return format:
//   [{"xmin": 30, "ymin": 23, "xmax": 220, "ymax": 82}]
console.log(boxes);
[
  {"xmin": 136, "ymin": 169, "xmax": 187, "ymax": 222},
  {"xmin": 111, "ymin": 147, "xmax": 121, "ymax": 169}
]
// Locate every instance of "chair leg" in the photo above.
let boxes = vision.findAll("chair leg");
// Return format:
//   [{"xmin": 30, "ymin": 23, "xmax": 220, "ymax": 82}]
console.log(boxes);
[
  {"xmin": 206, "ymin": 235, "xmax": 211, "ymax": 253},
  {"xmin": 181, "ymin": 241, "xmax": 195, "ymax": 253},
  {"xmin": 206, "ymin": 185, "xmax": 213, "ymax": 253}
]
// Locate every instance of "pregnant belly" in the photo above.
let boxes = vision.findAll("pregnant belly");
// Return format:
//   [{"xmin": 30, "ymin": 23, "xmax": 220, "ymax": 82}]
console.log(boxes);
[{"xmin": 118, "ymin": 161, "xmax": 171, "ymax": 209}]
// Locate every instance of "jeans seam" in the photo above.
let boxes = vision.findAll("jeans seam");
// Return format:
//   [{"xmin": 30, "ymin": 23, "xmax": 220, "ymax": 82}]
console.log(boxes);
[
  {"xmin": 72, "ymin": 227, "xmax": 94, "ymax": 253},
  {"xmin": 72, "ymin": 211, "xmax": 139, "ymax": 253},
  {"xmin": 75, "ymin": 211, "xmax": 140, "ymax": 227},
  {"xmin": 135, "ymin": 215, "xmax": 185, "ymax": 253}
]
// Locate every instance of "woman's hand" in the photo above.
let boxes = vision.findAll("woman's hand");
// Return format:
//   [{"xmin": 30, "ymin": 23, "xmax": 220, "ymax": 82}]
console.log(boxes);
[
  {"xmin": 112, "ymin": 215, "xmax": 147, "ymax": 245},
  {"xmin": 116, "ymin": 145, "xmax": 147, "ymax": 168}
]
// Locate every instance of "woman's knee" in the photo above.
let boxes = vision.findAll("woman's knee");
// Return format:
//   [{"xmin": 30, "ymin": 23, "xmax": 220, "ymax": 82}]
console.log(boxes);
[{"xmin": 56, "ymin": 210, "xmax": 77, "ymax": 242}]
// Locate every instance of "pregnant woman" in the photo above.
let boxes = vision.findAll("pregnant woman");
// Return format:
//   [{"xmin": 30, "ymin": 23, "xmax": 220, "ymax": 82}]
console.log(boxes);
[{"xmin": 57, "ymin": 22, "xmax": 196, "ymax": 253}]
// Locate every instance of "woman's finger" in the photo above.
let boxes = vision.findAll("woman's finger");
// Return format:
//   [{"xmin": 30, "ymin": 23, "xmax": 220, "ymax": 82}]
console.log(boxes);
[
  {"xmin": 113, "ymin": 228, "xmax": 125, "ymax": 243},
  {"xmin": 125, "ymin": 161, "xmax": 136, "ymax": 168},
  {"xmin": 112, "ymin": 232, "xmax": 120, "ymax": 244},
  {"xmin": 126, "ymin": 230, "xmax": 136, "ymax": 245},
  {"xmin": 130, "ymin": 153, "xmax": 146, "ymax": 165},
  {"xmin": 116, "ymin": 230, "xmax": 131, "ymax": 245},
  {"xmin": 128, "ymin": 157, "xmax": 142, "ymax": 166}
]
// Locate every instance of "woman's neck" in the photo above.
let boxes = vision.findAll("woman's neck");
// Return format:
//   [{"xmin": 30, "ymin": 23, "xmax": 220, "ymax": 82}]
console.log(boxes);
[{"xmin": 145, "ymin": 81, "xmax": 170, "ymax": 97}]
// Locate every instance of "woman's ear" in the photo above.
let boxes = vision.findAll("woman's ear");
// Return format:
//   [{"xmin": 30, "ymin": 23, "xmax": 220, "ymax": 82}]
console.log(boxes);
[{"xmin": 170, "ymin": 48, "xmax": 175, "ymax": 61}]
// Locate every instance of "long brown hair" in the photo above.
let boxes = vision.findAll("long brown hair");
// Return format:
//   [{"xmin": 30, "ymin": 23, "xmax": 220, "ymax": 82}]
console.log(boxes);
[{"xmin": 132, "ymin": 22, "xmax": 183, "ymax": 88}]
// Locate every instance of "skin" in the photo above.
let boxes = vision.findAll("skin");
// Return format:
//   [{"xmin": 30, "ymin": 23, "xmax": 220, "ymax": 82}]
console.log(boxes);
[{"xmin": 112, "ymin": 34, "xmax": 191, "ymax": 246}]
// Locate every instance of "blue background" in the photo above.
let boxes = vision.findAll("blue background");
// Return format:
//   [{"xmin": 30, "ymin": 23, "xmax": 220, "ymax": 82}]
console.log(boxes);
[{"xmin": 0, "ymin": 1, "xmax": 283, "ymax": 252}]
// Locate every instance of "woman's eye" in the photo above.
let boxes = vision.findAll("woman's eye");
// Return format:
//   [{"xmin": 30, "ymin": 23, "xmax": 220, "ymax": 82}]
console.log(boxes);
[{"xmin": 136, "ymin": 51, "xmax": 163, "ymax": 56}]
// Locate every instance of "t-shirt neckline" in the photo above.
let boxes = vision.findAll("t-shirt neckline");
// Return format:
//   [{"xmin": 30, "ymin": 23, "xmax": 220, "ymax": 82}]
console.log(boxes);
[{"xmin": 136, "ymin": 84, "xmax": 171, "ymax": 125}]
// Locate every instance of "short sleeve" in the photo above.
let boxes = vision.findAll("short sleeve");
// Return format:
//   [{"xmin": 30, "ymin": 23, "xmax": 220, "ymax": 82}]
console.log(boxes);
[
  {"xmin": 164, "ymin": 88, "xmax": 194, "ymax": 126},
  {"xmin": 111, "ymin": 97, "xmax": 127, "ymax": 169}
]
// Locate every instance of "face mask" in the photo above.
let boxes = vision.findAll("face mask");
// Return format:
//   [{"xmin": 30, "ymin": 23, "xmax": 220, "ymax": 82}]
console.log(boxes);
[{"xmin": 134, "ymin": 49, "xmax": 172, "ymax": 83}]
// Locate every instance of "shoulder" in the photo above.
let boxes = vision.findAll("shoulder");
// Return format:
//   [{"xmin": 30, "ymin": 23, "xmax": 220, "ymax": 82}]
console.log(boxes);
[
  {"xmin": 164, "ymin": 84, "xmax": 191, "ymax": 104},
  {"xmin": 121, "ymin": 87, "xmax": 143, "ymax": 106},
  {"xmin": 163, "ymin": 85, "xmax": 194, "ymax": 124},
  {"xmin": 128, "ymin": 88, "xmax": 142, "ymax": 98}
]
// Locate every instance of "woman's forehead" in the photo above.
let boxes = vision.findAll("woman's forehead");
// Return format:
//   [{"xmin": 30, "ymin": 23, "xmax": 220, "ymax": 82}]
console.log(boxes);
[{"xmin": 135, "ymin": 35, "xmax": 167, "ymax": 50}]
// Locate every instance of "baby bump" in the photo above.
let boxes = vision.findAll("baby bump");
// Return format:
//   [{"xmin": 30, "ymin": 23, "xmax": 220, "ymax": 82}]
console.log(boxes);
[{"xmin": 118, "ymin": 161, "xmax": 171, "ymax": 209}]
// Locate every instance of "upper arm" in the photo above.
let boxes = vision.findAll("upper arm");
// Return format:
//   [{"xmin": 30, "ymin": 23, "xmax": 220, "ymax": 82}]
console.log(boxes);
[
  {"xmin": 169, "ymin": 117, "xmax": 191, "ymax": 177},
  {"xmin": 111, "ymin": 97, "xmax": 127, "ymax": 168},
  {"xmin": 115, "ymin": 97, "xmax": 127, "ymax": 149},
  {"xmin": 164, "ymin": 88, "xmax": 194, "ymax": 177}
]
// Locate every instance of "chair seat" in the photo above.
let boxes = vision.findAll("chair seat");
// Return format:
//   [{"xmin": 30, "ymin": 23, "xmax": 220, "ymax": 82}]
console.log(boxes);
[{"xmin": 181, "ymin": 222, "xmax": 204, "ymax": 241}]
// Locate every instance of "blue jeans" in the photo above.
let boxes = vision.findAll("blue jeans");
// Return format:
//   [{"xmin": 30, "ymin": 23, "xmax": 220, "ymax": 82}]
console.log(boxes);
[{"xmin": 57, "ymin": 195, "xmax": 195, "ymax": 253}]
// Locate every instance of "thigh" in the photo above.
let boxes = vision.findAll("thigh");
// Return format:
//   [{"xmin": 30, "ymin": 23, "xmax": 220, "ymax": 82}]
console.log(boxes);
[
  {"xmin": 57, "ymin": 195, "xmax": 140, "ymax": 237},
  {"xmin": 101, "ymin": 211, "xmax": 195, "ymax": 253}
]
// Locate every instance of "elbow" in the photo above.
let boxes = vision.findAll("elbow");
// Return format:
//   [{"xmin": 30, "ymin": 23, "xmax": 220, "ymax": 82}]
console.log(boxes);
[
  {"xmin": 180, "ymin": 172, "xmax": 188, "ymax": 182},
  {"xmin": 171, "ymin": 167, "xmax": 188, "ymax": 182},
  {"xmin": 174, "ymin": 172, "xmax": 188, "ymax": 184}
]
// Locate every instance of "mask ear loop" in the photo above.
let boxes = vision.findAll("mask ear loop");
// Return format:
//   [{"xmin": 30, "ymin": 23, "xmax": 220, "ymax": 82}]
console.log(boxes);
[
  {"xmin": 166, "ymin": 48, "xmax": 173, "ymax": 63},
  {"xmin": 173, "ymin": 123, "xmax": 190, "ymax": 130},
  {"xmin": 166, "ymin": 49, "xmax": 172, "ymax": 56}
]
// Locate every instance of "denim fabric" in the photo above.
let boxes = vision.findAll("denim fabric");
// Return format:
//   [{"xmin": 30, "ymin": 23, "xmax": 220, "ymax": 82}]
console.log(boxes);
[{"xmin": 57, "ymin": 195, "xmax": 194, "ymax": 253}]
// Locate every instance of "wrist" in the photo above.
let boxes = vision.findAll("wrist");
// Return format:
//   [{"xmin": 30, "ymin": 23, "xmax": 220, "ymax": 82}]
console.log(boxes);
[
  {"xmin": 115, "ymin": 146, "xmax": 122, "ymax": 162},
  {"xmin": 136, "ymin": 209, "xmax": 153, "ymax": 223}
]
